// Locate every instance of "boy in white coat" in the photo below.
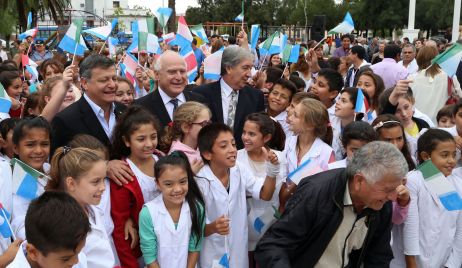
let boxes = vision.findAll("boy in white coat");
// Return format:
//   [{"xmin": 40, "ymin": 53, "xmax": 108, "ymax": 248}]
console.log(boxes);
[
  {"xmin": 196, "ymin": 123, "xmax": 280, "ymax": 268},
  {"xmin": 7, "ymin": 191, "xmax": 89, "ymax": 268}
]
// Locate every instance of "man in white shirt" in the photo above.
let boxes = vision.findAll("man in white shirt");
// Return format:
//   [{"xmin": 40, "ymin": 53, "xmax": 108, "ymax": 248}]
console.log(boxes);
[
  {"xmin": 195, "ymin": 46, "xmax": 265, "ymax": 149},
  {"xmin": 345, "ymin": 45, "xmax": 371, "ymax": 87},
  {"xmin": 136, "ymin": 50, "xmax": 207, "ymax": 128},
  {"xmin": 398, "ymin": 44, "xmax": 418, "ymax": 75}
]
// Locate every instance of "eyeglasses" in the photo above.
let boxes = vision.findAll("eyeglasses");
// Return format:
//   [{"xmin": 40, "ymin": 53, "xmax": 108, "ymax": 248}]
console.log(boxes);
[{"xmin": 191, "ymin": 120, "xmax": 212, "ymax": 127}]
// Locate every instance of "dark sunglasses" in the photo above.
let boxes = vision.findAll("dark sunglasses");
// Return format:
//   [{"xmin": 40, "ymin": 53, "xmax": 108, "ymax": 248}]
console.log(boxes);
[{"xmin": 191, "ymin": 120, "xmax": 212, "ymax": 127}]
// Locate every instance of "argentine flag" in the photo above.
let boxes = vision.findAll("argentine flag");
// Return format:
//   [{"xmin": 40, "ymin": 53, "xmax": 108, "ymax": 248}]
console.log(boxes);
[
  {"xmin": 82, "ymin": 18, "xmax": 118, "ymax": 41},
  {"xmin": 190, "ymin": 23, "xmax": 208, "ymax": 44},
  {"xmin": 328, "ymin": 12, "xmax": 355, "ymax": 35},
  {"xmin": 58, "ymin": 19, "xmax": 88, "ymax": 56},
  {"xmin": 0, "ymin": 203, "xmax": 12, "ymax": 239},
  {"xmin": 12, "ymin": 158, "xmax": 47, "ymax": 200},
  {"xmin": 204, "ymin": 49, "xmax": 224, "ymax": 80},
  {"xmin": 0, "ymin": 82, "xmax": 12, "ymax": 113},
  {"xmin": 419, "ymin": 160, "xmax": 462, "ymax": 211},
  {"xmin": 432, "ymin": 43, "xmax": 462, "ymax": 77},
  {"xmin": 235, "ymin": 11, "xmax": 244, "ymax": 22}
]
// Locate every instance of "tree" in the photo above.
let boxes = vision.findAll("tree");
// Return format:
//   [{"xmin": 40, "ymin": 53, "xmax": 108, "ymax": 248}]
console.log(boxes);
[{"xmin": 0, "ymin": 0, "xmax": 71, "ymax": 32}]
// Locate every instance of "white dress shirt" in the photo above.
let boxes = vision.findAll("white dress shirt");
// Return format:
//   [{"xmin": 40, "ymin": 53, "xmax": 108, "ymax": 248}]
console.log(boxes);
[
  {"xmin": 157, "ymin": 87, "xmax": 186, "ymax": 120},
  {"xmin": 398, "ymin": 59, "xmax": 419, "ymax": 75},
  {"xmin": 220, "ymin": 79, "xmax": 239, "ymax": 124},
  {"xmin": 84, "ymin": 94, "xmax": 116, "ymax": 139}
]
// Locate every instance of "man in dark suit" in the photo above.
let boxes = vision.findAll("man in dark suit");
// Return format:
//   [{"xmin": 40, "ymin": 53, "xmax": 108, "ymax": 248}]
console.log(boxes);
[
  {"xmin": 136, "ymin": 50, "xmax": 207, "ymax": 128},
  {"xmin": 194, "ymin": 46, "xmax": 265, "ymax": 149},
  {"xmin": 51, "ymin": 54, "xmax": 130, "ymax": 185}
]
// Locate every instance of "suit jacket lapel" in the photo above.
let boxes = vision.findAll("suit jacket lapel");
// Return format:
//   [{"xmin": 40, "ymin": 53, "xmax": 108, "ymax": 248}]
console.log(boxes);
[
  {"xmin": 152, "ymin": 90, "xmax": 172, "ymax": 125},
  {"xmin": 79, "ymin": 97, "xmax": 110, "ymax": 145},
  {"xmin": 212, "ymin": 81, "xmax": 224, "ymax": 123}
]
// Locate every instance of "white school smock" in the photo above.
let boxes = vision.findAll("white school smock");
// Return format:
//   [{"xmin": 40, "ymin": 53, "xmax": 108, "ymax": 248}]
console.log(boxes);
[
  {"xmin": 6, "ymin": 241, "xmax": 30, "ymax": 268},
  {"xmin": 10, "ymin": 163, "xmax": 48, "ymax": 240},
  {"xmin": 196, "ymin": 164, "xmax": 265, "ymax": 268},
  {"xmin": 284, "ymin": 135, "xmax": 334, "ymax": 176},
  {"xmin": 0, "ymin": 160, "xmax": 12, "ymax": 254},
  {"xmin": 145, "ymin": 195, "xmax": 191, "ymax": 268},
  {"xmin": 330, "ymin": 116, "xmax": 344, "ymax": 161},
  {"xmin": 328, "ymin": 158, "xmax": 347, "ymax": 170},
  {"xmin": 400, "ymin": 168, "xmax": 462, "ymax": 268},
  {"xmin": 95, "ymin": 178, "xmax": 120, "ymax": 266},
  {"xmin": 236, "ymin": 149, "xmax": 286, "ymax": 251},
  {"xmin": 74, "ymin": 205, "xmax": 115, "ymax": 268},
  {"xmin": 126, "ymin": 155, "xmax": 159, "ymax": 203}
]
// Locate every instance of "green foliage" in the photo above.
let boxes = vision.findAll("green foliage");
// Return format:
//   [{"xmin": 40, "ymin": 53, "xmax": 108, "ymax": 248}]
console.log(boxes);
[{"xmin": 186, "ymin": 0, "xmax": 462, "ymax": 37}]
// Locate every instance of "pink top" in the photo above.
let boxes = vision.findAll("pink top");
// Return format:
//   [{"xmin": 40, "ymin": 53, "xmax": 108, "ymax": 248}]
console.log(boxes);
[
  {"xmin": 168, "ymin": 140, "xmax": 202, "ymax": 163},
  {"xmin": 392, "ymin": 200, "xmax": 409, "ymax": 225}
]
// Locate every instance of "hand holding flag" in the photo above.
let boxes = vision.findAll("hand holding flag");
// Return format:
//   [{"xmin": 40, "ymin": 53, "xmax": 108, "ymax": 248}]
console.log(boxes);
[{"xmin": 0, "ymin": 202, "xmax": 14, "ymax": 240}]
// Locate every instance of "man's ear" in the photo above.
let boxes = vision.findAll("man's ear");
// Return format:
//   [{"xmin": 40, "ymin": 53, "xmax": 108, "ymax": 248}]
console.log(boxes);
[{"xmin": 80, "ymin": 77, "xmax": 88, "ymax": 92}]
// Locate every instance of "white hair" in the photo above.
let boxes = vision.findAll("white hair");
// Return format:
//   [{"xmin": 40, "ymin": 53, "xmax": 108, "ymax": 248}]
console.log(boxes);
[{"xmin": 346, "ymin": 141, "xmax": 408, "ymax": 184}]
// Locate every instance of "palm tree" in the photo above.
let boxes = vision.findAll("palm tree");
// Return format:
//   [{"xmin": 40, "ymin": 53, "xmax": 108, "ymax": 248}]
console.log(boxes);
[
  {"xmin": 167, "ymin": 0, "xmax": 176, "ymax": 33},
  {"xmin": 0, "ymin": 0, "xmax": 71, "ymax": 32}
]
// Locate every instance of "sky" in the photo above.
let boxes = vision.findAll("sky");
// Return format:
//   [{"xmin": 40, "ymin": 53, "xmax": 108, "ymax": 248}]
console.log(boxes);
[{"xmin": 127, "ymin": 0, "xmax": 199, "ymax": 15}]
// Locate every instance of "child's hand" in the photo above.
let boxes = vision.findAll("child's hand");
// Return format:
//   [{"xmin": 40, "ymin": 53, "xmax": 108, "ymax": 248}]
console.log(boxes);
[
  {"xmin": 213, "ymin": 215, "xmax": 230, "ymax": 235},
  {"xmin": 191, "ymin": 158, "xmax": 204, "ymax": 174},
  {"xmin": 0, "ymin": 239, "xmax": 23, "ymax": 266},
  {"xmin": 455, "ymin": 135, "xmax": 462, "ymax": 150},
  {"xmin": 389, "ymin": 79, "xmax": 412, "ymax": 105},
  {"xmin": 396, "ymin": 183, "xmax": 410, "ymax": 207},
  {"xmin": 265, "ymin": 148, "xmax": 280, "ymax": 178},
  {"xmin": 124, "ymin": 217, "xmax": 139, "ymax": 249},
  {"xmin": 63, "ymin": 65, "xmax": 75, "ymax": 84}
]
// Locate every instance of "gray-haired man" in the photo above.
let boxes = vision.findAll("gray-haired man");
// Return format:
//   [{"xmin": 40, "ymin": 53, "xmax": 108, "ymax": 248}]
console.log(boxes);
[
  {"xmin": 195, "ymin": 46, "xmax": 265, "ymax": 149},
  {"xmin": 255, "ymin": 141, "xmax": 409, "ymax": 268}
]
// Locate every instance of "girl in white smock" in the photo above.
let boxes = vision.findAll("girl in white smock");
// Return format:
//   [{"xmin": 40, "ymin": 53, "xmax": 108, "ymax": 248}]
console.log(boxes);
[{"xmin": 139, "ymin": 151, "xmax": 206, "ymax": 268}]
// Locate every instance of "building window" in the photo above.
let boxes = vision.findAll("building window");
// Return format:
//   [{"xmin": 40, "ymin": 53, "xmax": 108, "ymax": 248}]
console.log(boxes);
[
  {"xmin": 80, "ymin": 3, "xmax": 84, "ymax": 7},
  {"xmin": 113, "ymin": 1, "xmax": 120, "ymax": 8}
]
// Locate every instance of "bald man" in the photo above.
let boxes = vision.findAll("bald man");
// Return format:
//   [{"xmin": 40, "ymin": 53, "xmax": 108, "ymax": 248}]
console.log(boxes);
[{"xmin": 136, "ymin": 51, "xmax": 207, "ymax": 128}]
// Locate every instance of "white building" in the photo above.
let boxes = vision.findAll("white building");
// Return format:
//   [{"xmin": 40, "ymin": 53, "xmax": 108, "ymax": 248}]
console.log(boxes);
[{"xmin": 69, "ymin": 0, "xmax": 150, "ymax": 31}]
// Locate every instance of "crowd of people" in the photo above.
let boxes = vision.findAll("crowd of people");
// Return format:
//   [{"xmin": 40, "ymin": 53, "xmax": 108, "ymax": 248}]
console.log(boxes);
[{"xmin": 0, "ymin": 26, "xmax": 461, "ymax": 268}]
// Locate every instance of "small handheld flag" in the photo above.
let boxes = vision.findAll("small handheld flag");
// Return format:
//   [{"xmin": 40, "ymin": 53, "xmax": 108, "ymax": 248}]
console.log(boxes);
[
  {"xmin": 27, "ymin": 12, "xmax": 33, "ymax": 29},
  {"xmin": 12, "ymin": 158, "xmax": 48, "ymax": 200},
  {"xmin": 190, "ymin": 24, "xmax": 208, "ymax": 44},
  {"xmin": 18, "ymin": 28, "xmax": 38, "ymax": 41},
  {"xmin": 0, "ymin": 82, "xmax": 12, "ymax": 113},
  {"xmin": 0, "ymin": 202, "xmax": 14, "ymax": 240},
  {"xmin": 179, "ymin": 45, "xmax": 198, "ymax": 83},
  {"xmin": 432, "ymin": 43, "xmax": 462, "ymax": 77},
  {"xmin": 204, "ymin": 50, "xmax": 224, "ymax": 80},
  {"xmin": 82, "ymin": 18, "xmax": 118, "ymax": 41},
  {"xmin": 250, "ymin": 25, "xmax": 260, "ymax": 50},
  {"xmin": 355, "ymin": 89, "xmax": 369, "ymax": 114},
  {"xmin": 58, "ymin": 19, "xmax": 87, "ymax": 56},
  {"xmin": 176, "ymin": 16, "xmax": 194, "ymax": 48},
  {"xmin": 419, "ymin": 160, "xmax": 462, "ymax": 210},
  {"xmin": 328, "ymin": 12, "xmax": 355, "ymax": 35},
  {"xmin": 154, "ymin": 7, "xmax": 173, "ymax": 30}
]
